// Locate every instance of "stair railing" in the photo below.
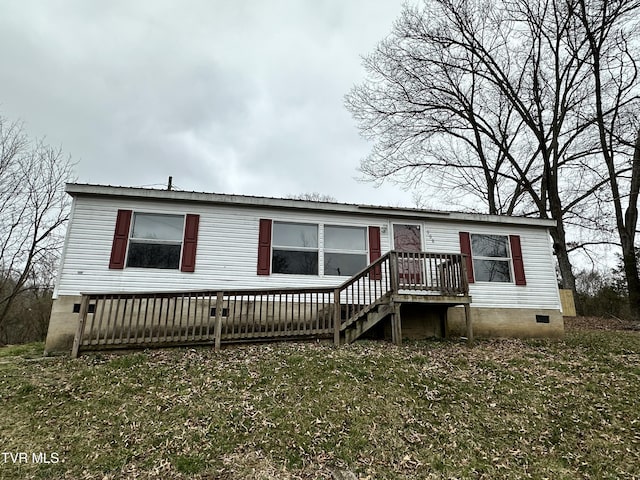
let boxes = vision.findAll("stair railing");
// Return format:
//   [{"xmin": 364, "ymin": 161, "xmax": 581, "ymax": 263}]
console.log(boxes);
[
  {"xmin": 333, "ymin": 252, "xmax": 395, "ymax": 343},
  {"xmin": 333, "ymin": 251, "xmax": 469, "ymax": 339}
]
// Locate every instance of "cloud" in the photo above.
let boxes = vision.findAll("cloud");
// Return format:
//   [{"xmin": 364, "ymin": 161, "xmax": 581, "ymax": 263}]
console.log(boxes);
[{"xmin": 0, "ymin": 0, "xmax": 413, "ymax": 206}]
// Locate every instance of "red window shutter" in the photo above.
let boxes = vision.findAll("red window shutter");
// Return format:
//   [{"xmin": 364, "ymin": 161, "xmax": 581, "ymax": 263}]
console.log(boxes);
[
  {"xmin": 180, "ymin": 214, "xmax": 200, "ymax": 272},
  {"xmin": 109, "ymin": 209, "xmax": 132, "ymax": 269},
  {"xmin": 257, "ymin": 219, "xmax": 272, "ymax": 275},
  {"xmin": 459, "ymin": 232, "xmax": 475, "ymax": 283},
  {"xmin": 509, "ymin": 235, "xmax": 527, "ymax": 285},
  {"xmin": 368, "ymin": 226, "xmax": 382, "ymax": 280}
]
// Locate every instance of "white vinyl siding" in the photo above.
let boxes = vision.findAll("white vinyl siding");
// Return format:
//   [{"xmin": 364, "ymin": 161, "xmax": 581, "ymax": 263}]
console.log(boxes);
[
  {"xmin": 54, "ymin": 197, "xmax": 390, "ymax": 295},
  {"xmin": 406, "ymin": 221, "xmax": 560, "ymax": 309},
  {"xmin": 54, "ymin": 196, "xmax": 560, "ymax": 311}
]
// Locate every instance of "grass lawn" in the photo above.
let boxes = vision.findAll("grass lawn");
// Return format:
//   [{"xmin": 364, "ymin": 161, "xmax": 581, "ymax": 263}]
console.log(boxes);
[{"xmin": 1, "ymin": 319, "xmax": 639, "ymax": 479}]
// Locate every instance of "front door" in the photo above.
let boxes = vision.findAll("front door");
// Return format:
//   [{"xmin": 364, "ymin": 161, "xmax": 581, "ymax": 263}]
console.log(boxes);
[{"xmin": 393, "ymin": 224, "xmax": 422, "ymax": 285}]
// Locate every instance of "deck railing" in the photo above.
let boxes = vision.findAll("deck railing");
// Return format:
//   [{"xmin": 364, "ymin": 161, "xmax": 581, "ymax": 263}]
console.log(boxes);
[
  {"xmin": 71, "ymin": 251, "xmax": 468, "ymax": 356},
  {"xmin": 71, "ymin": 288, "xmax": 337, "ymax": 357},
  {"xmin": 395, "ymin": 251, "xmax": 468, "ymax": 294}
]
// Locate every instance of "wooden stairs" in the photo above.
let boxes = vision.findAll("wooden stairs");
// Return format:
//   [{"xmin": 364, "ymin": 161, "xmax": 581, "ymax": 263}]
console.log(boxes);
[
  {"xmin": 342, "ymin": 302, "xmax": 395, "ymax": 345},
  {"xmin": 339, "ymin": 294, "xmax": 392, "ymax": 344}
]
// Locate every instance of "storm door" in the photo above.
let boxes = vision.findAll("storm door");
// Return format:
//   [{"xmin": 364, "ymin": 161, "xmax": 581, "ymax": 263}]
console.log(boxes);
[{"xmin": 393, "ymin": 224, "xmax": 423, "ymax": 285}]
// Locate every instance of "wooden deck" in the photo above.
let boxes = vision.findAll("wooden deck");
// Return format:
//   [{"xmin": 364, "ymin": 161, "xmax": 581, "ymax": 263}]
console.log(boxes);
[{"xmin": 71, "ymin": 251, "xmax": 473, "ymax": 357}]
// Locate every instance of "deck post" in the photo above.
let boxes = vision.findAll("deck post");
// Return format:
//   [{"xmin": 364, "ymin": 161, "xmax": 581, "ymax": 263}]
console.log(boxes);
[
  {"xmin": 441, "ymin": 308, "xmax": 450, "ymax": 339},
  {"xmin": 464, "ymin": 303, "xmax": 474, "ymax": 345},
  {"xmin": 389, "ymin": 252, "xmax": 399, "ymax": 293},
  {"xmin": 214, "ymin": 291, "xmax": 224, "ymax": 352},
  {"xmin": 71, "ymin": 294, "xmax": 90, "ymax": 358},
  {"xmin": 460, "ymin": 255, "xmax": 470, "ymax": 295},
  {"xmin": 333, "ymin": 288, "xmax": 341, "ymax": 346},
  {"xmin": 390, "ymin": 301, "xmax": 402, "ymax": 346}
]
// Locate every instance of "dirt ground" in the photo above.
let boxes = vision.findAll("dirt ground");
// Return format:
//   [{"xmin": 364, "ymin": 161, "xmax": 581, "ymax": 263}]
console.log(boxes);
[{"xmin": 564, "ymin": 315, "xmax": 640, "ymax": 331}]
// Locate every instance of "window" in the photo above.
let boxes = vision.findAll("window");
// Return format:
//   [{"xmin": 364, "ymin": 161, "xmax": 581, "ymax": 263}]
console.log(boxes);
[
  {"xmin": 471, "ymin": 234, "xmax": 512, "ymax": 282},
  {"xmin": 324, "ymin": 225, "xmax": 367, "ymax": 276},
  {"xmin": 272, "ymin": 222, "xmax": 318, "ymax": 274},
  {"xmin": 126, "ymin": 213, "xmax": 185, "ymax": 269},
  {"xmin": 263, "ymin": 221, "xmax": 375, "ymax": 276}
]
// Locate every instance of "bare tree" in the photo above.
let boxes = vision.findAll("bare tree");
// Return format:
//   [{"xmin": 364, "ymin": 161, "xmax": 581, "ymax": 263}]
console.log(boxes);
[
  {"xmin": 575, "ymin": 0, "xmax": 640, "ymax": 317},
  {"xmin": 346, "ymin": 0, "xmax": 639, "ymax": 292},
  {"xmin": 287, "ymin": 192, "xmax": 337, "ymax": 202},
  {"xmin": 0, "ymin": 115, "xmax": 74, "ymax": 336}
]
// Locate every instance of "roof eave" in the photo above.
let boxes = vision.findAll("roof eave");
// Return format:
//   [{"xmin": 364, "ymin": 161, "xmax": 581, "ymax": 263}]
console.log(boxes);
[{"xmin": 65, "ymin": 183, "xmax": 557, "ymax": 228}]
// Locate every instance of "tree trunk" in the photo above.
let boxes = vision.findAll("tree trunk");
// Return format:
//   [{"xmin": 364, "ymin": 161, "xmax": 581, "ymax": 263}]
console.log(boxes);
[
  {"xmin": 621, "ymin": 240, "xmax": 640, "ymax": 320},
  {"xmin": 550, "ymin": 225, "xmax": 576, "ymax": 292},
  {"xmin": 620, "ymin": 129, "xmax": 640, "ymax": 319}
]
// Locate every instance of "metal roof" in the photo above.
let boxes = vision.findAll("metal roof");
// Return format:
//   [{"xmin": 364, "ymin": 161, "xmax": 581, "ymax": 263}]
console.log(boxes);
[{"xmin": 65, "ymin": 183, "xmax": 556, "ymax": 228}]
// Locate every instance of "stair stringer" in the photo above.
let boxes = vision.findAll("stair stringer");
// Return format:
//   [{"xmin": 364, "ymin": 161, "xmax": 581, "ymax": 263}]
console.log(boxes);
[{"xmin": 343, "ymin": 302, "xmax": 394, "ymax": 344}]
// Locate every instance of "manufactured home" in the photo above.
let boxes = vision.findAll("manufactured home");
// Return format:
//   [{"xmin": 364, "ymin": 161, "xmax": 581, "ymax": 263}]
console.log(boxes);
[{"xmin": 45, "ymin": 184, "xmax": 563, "ymax": 356}]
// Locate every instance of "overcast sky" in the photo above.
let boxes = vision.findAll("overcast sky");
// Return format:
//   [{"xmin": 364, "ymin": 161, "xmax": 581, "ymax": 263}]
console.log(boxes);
[{"xmin": 0, "ymin": 0, "xmax": 419, "ymax": 206}]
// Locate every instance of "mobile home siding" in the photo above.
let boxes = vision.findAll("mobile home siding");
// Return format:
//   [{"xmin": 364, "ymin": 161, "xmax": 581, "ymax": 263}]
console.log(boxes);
[
  {"xmin": 54, "ymin": 195, "xmax": 560, "ymax": 311},
  {"xmin": 55, "ymin": 197, "xmax": 392, "ymax": 295},
  {"xmin": 418, "ymin": 221, "xmax": 559, "ymax": 310}
]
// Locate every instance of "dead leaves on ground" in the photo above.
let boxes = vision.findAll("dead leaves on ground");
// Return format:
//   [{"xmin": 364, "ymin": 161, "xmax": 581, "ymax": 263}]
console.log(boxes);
[{"xmin": 1, "ymin": 325, "xmax": 639, "ymax": 479}]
